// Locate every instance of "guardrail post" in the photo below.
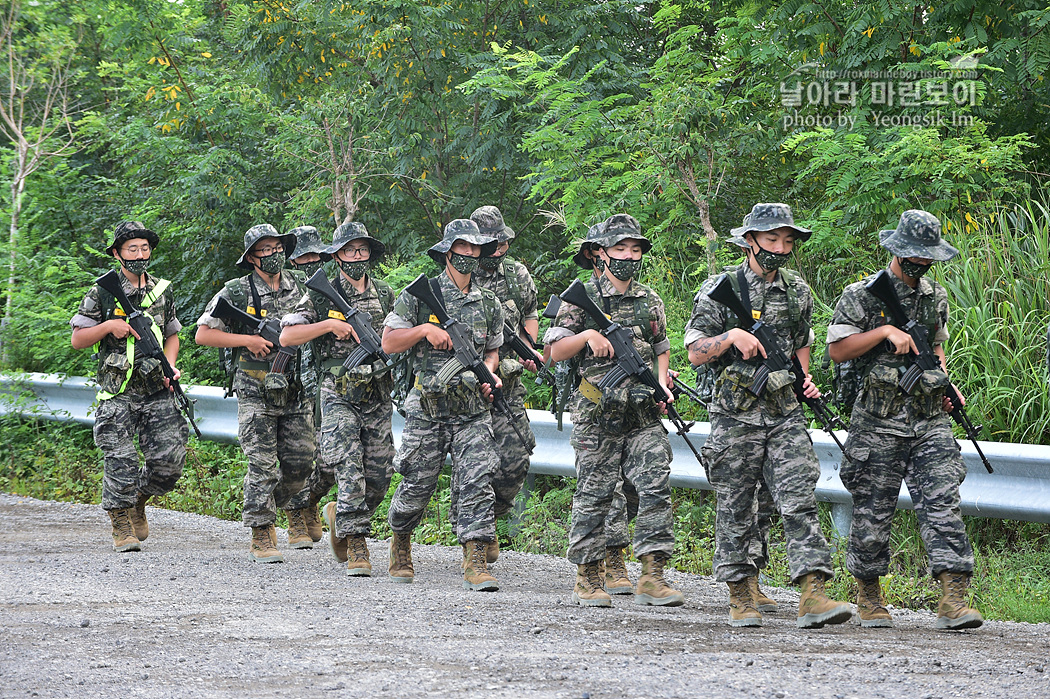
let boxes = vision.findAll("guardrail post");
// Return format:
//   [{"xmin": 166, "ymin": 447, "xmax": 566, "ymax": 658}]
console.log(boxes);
[{"xmin": 830, "ymin": 501, "xmax": 852, "ymax": 540}]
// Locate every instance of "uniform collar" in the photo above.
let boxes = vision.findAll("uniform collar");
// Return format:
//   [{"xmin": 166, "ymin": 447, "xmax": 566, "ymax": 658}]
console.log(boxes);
[
  {"xmin": 250, "ymin": 269, "xmax": 296, "ymax": 292},
  {"xmin": 439, "ymin": 270, "xmax": 483, "ymax": 302},
  {"xmin": 594, "ymin": 273, "xmax": 644, "ymax": 298},
  {"xmin": 740, "ymin": 262, "xmax": 786, "ymax": 290}
]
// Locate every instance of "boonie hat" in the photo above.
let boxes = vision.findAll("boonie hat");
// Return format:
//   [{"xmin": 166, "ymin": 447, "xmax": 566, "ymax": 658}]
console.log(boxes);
[
  {"xmin": 571, "ymin": 221, "xmax": 606, "ymax": 269},
  {"xmin": 470, "ymin": 205, "xmax": 516, "ymax": 243},
  {"xmin": 427, "ymin": 219, "xmax": 498, "ymax": 266},
  {"xmin": 593, "ymin": 213, "xmax": 652, "ymax": 254},
  {"xmin": 729, "ymin": 203, "xmax": 812, "ymax": 247},
  {"xmin": 878, "ymin": 210, "xmax": 958, "ymax": 262},
  {"xmin": 236, "ymin": 224, "xmax": 298, "ymax": 270},
  {"xmin": 324, "ymin": 221, "xmax": 386, "ymax": 261},
  {"xmin": 288, "ymin": 226, "xmax": 328, "ymax": 258},
  {"xmin": 107, "ymin": 221, "xmax": 159, "ymax": 255}
]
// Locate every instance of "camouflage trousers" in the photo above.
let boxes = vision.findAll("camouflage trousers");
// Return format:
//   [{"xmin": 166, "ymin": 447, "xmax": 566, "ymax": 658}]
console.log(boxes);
[
  {"xmin": 604, "ymin": 472, "xmax": 638, "ymax": 549},
  {"xmin": 567, "ymin": 419, "xmax": 673, "ymax": 565},
  {"xmin": 703, "ymin": 412, "xmax": 833, "ymax": 583},
  {"xmin": 748, "ymin": 478, "xmax": 776, "ymax": 570},
  {"xmin": 236, "ymin": 382, "xmax": 317, "ymax": 528},
  {"xmin": 840, "ymin": 415, "xmax": 973, "ymax": 579},
  {"xmin": 388, "ymin": 411, "xmax": 499, "ymax": 544},
  {"xmin": 284, "ymin": 396, "xmax": 332, "ymax": 512},
  {"xmin": 94, "ymin": 390, "xmax": 188, "ymax": 511}
]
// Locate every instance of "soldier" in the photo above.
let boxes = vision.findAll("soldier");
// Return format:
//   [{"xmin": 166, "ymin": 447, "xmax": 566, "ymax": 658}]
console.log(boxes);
[
  {"xmin": 544, "ymin": 213, "xmax": 684, "ymax": 609},
  {"xmin": 685, "ymin": 203, "xmax": 851, "ymax": 628},
  {"xmin": 382, "ymin": 219, "xmax": 504, "ymax": 591},
  {"xmin": 827, "ymin": 210, "xmax": 983, "ymax": 630},
  {"xmin": 279, "ymin": 225, "xmax": 331, "ymax": 548},
  {"xmin": 195, "ymin": 224, "xmax": 317, "ymax": 563},
  {"xmin": 279, "ymin": 222, "xmax": 396, "ymax": 576},
  {"xmin": 70, "ymin": 221, "xmax": 188, "ymax": 551}
]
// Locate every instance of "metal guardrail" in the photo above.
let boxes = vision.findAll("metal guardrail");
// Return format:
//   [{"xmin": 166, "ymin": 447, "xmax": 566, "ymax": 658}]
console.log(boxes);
[{"xmin": 3, "ymin": 373, "xmax": 1049, "ymax": 535}]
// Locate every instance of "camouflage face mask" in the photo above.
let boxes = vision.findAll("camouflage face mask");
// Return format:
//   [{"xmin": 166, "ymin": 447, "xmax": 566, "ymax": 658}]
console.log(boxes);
[
  {"xmin": 751, "ymin": 240, "xmax": 791, "ymax": 271},
  {"xmin": 606, "ymin": 256, "xmax": 642, "ymax": 281},
  {"xmin": 292, "ymin": 260, "xmax": 324, "ymax": 278},
  {"xmin": 898, "ymin": 257, "xmax": 932, "ymax": 279},
  {"xmin": 477, "ymin": 254, "xmax": 503, "ymax": 271},
  {"xmin": 339, "ymin": 259, "xmax": 369, "ymax": 280},
  {"xmin": 120, "ymin": 257, "xmax": 150, "ymax": 276},
  {"xmin": 448, "ymin": 251, "xmax": 480, "ymax": 275},
  {"xmin": 256, "ymin": 250, "xmax": 285, "ymax": 275},
  {"xmin": 592, "ymin": 254, "xmax": 606, "ymax": 273}
]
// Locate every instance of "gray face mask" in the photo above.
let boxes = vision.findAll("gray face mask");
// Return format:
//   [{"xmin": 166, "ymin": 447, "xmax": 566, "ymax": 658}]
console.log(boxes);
[
  {"xmin": 257, "ymin": 251, "xmax": 285, "ymax": 275},
  {"xmin": 120, "ymin": 257, "xmax": 150, "ymax": 276},
  {"xmin": 292, "ymin": 260, "xmax": 323, "ymax": 278},
  {"xmin": 477, "ymin": 254, "xmax": 502, "ymax": 271},
  {"xmin": 339, "ymin": 259, "xmax": 369, "ymax": 280},
  {"xmin": 606, "ymin": 256, "xmax": 643, "ymax": 281},
  {"xmin": 751, "ymin": 240, "xmax": 791, "ymax": 271},
  {"xmin": 898, "ymin": 257, "xmax": 932, "ymax": 279},
  {"xmin": 448, "ymin": 251, "xmax": 480, "ymax": 275}
]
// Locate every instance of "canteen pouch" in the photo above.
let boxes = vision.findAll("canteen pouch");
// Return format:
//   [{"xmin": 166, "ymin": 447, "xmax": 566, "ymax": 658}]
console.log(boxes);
[
  {"xmin": 916, "ymin": 368, "xmax": 950, "ymax": 418},
  {"xmin": 762, "ymin": 368, "xmax": 798, "ymax": 417},
  {"xmin": 714, "ymin": 361, "xmax": 759, "ymax": 414},
  {"xmin": 626, "ymin": 383, "xmax": 661, "ymax": 428},
  {"xmin": 595, "ymin": 383, "xmax": 630, "ymax": 435},
  {"xmin": 859, "ymin": 363, "xmax": 905, "ymax": 418},
  {"xmin": 98, "ymin": 353, "xmax": 132, "ymax": 395},
  {"xmin": 419, "ymin": 372, "xmax": 485, "ymax": 419},
  {"xmin": 264, "ymin": 371, "xmax": 291, "ymax": 407}
]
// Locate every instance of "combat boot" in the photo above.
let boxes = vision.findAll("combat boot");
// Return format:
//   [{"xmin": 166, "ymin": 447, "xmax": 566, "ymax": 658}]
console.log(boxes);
[
  {"xmin": 345, "ymin": 535, "xmax": 371, "ymax": 577},
  {"xmin": 727, "ymin": 579, "xmax": 763, "ymax": 627},
  {"xmin": 284, "ymin": 508, "xmax": 314, "ymax": 549},
  {"xmin": 855, "ymin": 577, "xmax": 893, "ymax": 628},
  {"xmin": 388, "ymin": 531, "xmax": 414, "ymax": 583},
  {"xmin": 324, "ymin": 502, "xmax": 348, "ymax": 562},
  {"xmin": 462, "ymin": 541, "xmax": 499, "ymax": 591},
  {"xmin": 485, "ymin": 539, "xmax": 500, "ymax": 564},
  {"xmin": 304, "ymin": 500, "xmax": 324, "ymax": 542},
  {"xmin": 108, "ymin": 508, "xmax": 141, "ymax": 552},
  {"xmin": 604, "ymin": 547, "xmax": 633, "ymax": 595},
  {"xmin": 249, "ymin": 525, "xmax": 283, "ymax": 563},
  {"xmin": 748, "ymin": 575, "xmax": 777, "ymax": 613},
  {"xmin": 634, "ymin": 554, "xmax": 685, "ymax": 607},
  {"xmin": 935, "ymin": 572, "xmax": 983, "ymax": 630},
  {"xmin": 572, "ymin": 561, "xmax": 612, "ymax": 607},
  {"xmin": 129, "ymin": 493, "xmax": 150, "ymax": 541},
  {"xmin": 796, "ymin": 572, "xmax": 852, "ymax": 628}
]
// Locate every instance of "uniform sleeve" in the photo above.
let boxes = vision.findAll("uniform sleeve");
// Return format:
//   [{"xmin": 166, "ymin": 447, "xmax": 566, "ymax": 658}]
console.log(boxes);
[
  {"xmin": 486, "ymin": 297, "xmax": 505, "ymax": 352},
  {"xmin": 825, "ymin": 283, "xmax": 867, "ymax": 344},
  {"xmin": 196, "ymin": 288, "xmax": 231, "ymax": 331},
  {"xmin": 683, "ymin": 280, "xmax": 729, "ymax": 348},
  {"xmin": 70, "ymin": 286, "xmax": 103, "ymax": 329},
  {"xmin": 384, "ymin": 290, "xmax": 419, "ymax": 331},
  {"xmin": 933, "ymin": 286, "xmax": 950, "ymax": 346},
  {"xmin": 542, "ymin": 296, "xmax": 587, "ymax": 345},
  {"xmin": 794, "ymin": 281, "xmax": 815, "ymax": 351},
  {"xmin": 649, "ymin": 292, "xmax": 670, "ymax": 356},
  {"xmin": 280, "ymin": 291, "xmax": 318, "ymax": 327},
  {"xmin": 163, "ymin": 292, "xmax": 183, "ymax": 338},
  {"xmin": 519, "ymin": 267, "xmax": 539, "ymax": 322}
]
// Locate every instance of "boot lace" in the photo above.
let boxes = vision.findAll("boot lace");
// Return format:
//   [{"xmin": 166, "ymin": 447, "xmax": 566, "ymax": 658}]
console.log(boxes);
[
  {"xmin": 860, "ymin": 579, "xmax": 888, "ymax": 613},
  {"xmin": 584, "ymin": 562, "xmax": 604, "ymax": 591},
  {"xmin": 112, "ymin": 509, "xmax": 134, "ymax": 538},
  {"xmin": 349, "ymin": 536, "xmax": 369, "ymax": 561},
  {"xmin": 606, "ymin": 549, "xmax": 628, "ymax": 579}
]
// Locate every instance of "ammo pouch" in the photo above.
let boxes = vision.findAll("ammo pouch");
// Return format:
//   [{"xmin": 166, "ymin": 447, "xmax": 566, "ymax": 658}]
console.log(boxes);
[
  {"xmin": 713, "ymin": 361, "xmax": 759, "ymax": 414},
  {"xmin": 859, "ymin": 363, "xmax": 905, "ymax": 418},
  {"xmin": 331, "ymin": 360, "xmax": 392, "ymax": 405},
  {"xmin": 418, "ymin": 372, "xmax": 485, "ymax": 419},
  {"xmin": 762, "ymin": 368, "xmax": 797, "ymax": 417},
  {"xmin": 589, "ymin": 381, "xmax": 660, "ymax": 435},
  {"xmin": 915, "ymin": 368, "xmax": 950, "ymax": 418},
  {"xmin": 263, "ymin": 371, "xmax": 292, "ymax": 407},
  {"xmin": 99, "ymin": 353, "xmax": 165, "ymax": 396},
  {"xmin": 496, "ymin": 357, "xmax": 524, "ymax": 393},
  {"xmin": 97, "ymin": 353, "xmax": 133, "ymax": 395}
]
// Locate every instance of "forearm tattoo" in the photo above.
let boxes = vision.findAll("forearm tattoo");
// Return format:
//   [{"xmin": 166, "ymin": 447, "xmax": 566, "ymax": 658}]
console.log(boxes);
[{"xmin": 689, "ymin": 332, "xmax": 729, "ymax": 362}]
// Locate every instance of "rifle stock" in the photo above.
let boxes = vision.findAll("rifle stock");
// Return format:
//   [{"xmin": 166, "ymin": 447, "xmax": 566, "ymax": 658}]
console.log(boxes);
[{"xmin": 305, "ymin": 269, "xmax": 391, "ymax": 370}]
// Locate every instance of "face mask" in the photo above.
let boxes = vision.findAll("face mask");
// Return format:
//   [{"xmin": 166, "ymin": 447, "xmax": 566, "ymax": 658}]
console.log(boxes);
[
  {"xmin": 606, "ymin": 256, "xmax": 643, "ymax": 281},
  {"xmin": 339, "ymin": 259, "xmax": 369, "ymax": 280},
  {"xmin": 899, "ymin": 257, "xmax": 932, "ymax": 279},
  {"xmin": 120, "ymin": 257, "xmax": 150, "ymax": 276},
  {"xmin": 592, "ymin": 255, "xmax": 605, "ymax": 273},
  {"xmin": 477, "ymin": 255, "xmax": 502, "ymax": 271},
  {"xmin": 292, "ymin": 260, "xmax": 323, "ymax": 278},
  {"xmin": 751, "ymin": 240, "xmax": 791, "ymax": 271},
  {"xmin": 257, "ymin": 251, "xmax": 285, "ymax": 275},
  {"xmin": 448, "ymin": 251, "xmax": 479, "ymax": 275}
]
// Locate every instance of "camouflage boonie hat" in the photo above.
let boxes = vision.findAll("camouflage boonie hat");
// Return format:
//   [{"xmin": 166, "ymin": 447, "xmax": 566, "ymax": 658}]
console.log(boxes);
[
  {"xmin": 324, "ymin": 221, "xmax": 386, "ymax": 261},
  {"xmin": 878, "ymin": 210, "xmax": 958, "ymax": 261},
  {"xmin": 288, "ymin": 226, "xmax": 328, "ymax": 258},
  {"xmin": 236, "ymin": 223, "xmax": 298, "ymax": 270},
  {"xmin": 106, "ymin": 221, "xmax": 160, "ymax": 255},
  {"xmin": 571, "ymin": 221, "xmax": 606, "ymax": 269},
  {"xmin": 729, "ymin": 203, "xmax": 812, "ymax": 247},
  {"xmin": 594, "ymin": 213, "xmax": 652, "ymax": 253},
  {"xmin": 427, "ymin": 219, "xmax": 498, "ymax": 266},
  {"xmin": 470, "ymin": 205, "xmax": 516, "ymax": 243}
]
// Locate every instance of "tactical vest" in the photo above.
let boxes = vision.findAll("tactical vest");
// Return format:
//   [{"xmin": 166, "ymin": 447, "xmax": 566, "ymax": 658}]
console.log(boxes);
[
  {"xmin": 95, "ymin": 278, "xmax": 170, "ymax": 400},
  {"xmin": 222, "ymin": 270, "xmax": 307, "ymax": 381},
  {"xmin": 307, "ymin": 276, "xmax": 394, "ymax": 363}
]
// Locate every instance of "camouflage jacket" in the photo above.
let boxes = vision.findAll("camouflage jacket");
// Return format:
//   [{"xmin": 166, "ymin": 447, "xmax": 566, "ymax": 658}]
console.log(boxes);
[{"xmin": 473, "ymin": 256, "xmax": 539, "ymax": 400}]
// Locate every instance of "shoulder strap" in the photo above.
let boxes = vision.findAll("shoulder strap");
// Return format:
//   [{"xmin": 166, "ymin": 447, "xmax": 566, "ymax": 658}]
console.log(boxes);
[
  {"xmin": 225, "ymin": 278, "xmax": 248, "ymax": 311},
  {"xmin": 246, "ymin": 275, "xmax": 263, "ymax": 316}
]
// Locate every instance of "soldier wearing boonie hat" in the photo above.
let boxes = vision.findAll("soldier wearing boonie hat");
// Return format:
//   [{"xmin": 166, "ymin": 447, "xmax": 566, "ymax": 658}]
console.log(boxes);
[
  {"xmin": 70, "ymin": 220, "xmax": 187, "ymax": 552},
  {"xmin": 279, "ymin": 221, "xmax": 396, "ymax": 575},
  {"xmin": 685, "ymin": 202, "xmax": 852, "ymax": 629},
  {"xmin": 827, "ymin": 209, "xmax": 982, "ymax": 631},
  {"xmin": 383, "ymin": 218, "xmax": 506, "ymax": 591},
  {"xmin": 195, "ymin": 223, "xmax": 316, "ymax": 564},
  {"xmin": 286, "ymin": 225, "xmax": 329, "ymax": 279}
]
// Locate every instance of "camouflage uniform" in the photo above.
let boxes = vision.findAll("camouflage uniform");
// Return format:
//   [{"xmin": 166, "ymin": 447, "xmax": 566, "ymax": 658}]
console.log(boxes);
[
  {"xmin": 544, "ymin": 274, "xmax": 674, "ymax": 565},
  {"xmin": 384, "ymin": 272, "xmax": 504, "ymax": 544},
  {"xmin": 197, "ymin": 268, "xmax": 316, "ymax": 529},
  {"xmin": 71, "ymin": 273, "xmax": 187, "ymax": 511},
  {"xmin": 828, "ymin": 269, "xmax": 973, "ymax": 580},
  {"xmin": 686, "ymin": 262, "xmax": 835, "ymax": 583},
  {"xmin": 280, "ymin": 272, "xmax": 395, "ymax": 538}
]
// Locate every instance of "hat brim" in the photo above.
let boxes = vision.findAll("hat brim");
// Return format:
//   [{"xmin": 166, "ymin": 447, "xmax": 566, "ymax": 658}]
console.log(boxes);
[
  {"xmin": 730, "ymin": 222, "xmax": 813, "ymax": 243},
  {"xmin": 107, "ymin": 228, "xmax": 160, "ymax": 255},
  {"xmin": 322, "ymin": 237, "xmax": 386, "ymax": 262},
  {"xmin": 428, "ymin": 233, "xmax": 497, "ymax": 266},
  {"xmin": 236, "ymin": 232, "xmax": 297, "ymax": 270},
  {"xmin": 596, "ymin": 233, "xmax": 652, "ymax": 254},
  {"xmin": 878, "ymin": 229, "xmax": 959, "ymax": 262}
]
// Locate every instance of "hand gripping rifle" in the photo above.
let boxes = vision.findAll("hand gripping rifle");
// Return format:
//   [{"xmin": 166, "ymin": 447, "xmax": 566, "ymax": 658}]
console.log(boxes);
[
  {"xmin": 95, "ymin": 270, "xmax": 201, "ymax": 438},
  {"xmin": 210, "ymin": 296, "xmax": 297, "ymax": 377},
  {"xmin": 305, "ymin": 269, "xmax": 391, "ymax": 372},
  {"xmin": 404, "ymin": 274, "xmax": 532, "ymax": 453},
  {"xmin": 865, "ymin": 270, "xmax": 993, "ymax": 473},
  {"xmin": 558, "ymin": 279, "xmax": 704, "ymax": 466},
  {"xmin": 503, "ymin": 320, "xmax": 555, "ymax": 386},
  {"xmin": 706, "ymin": 274, "xmax": 847, "ymax": 451}
]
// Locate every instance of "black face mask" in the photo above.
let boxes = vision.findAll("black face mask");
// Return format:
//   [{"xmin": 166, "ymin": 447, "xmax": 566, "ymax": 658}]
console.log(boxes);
[
  {"xmin": 606, "ymin": 256, "xmax": 643, "ymax": 281},
  {"xmin": 750, "ymin": 240, "xmax": 791, "ymax": 271},
  {"xmin": 256, "ymin": 250, "xmax": 285, "ymax": 275},
  {"xmin": 120, "ymin": 257, "xmax": 150, "ymax": 275},
  {"xmin": 478, "ymin": 254, "xmax": 503, "ymax": 271},
  {"xmin": 339, "ymin": 259, "xmax": 369, "ymax": 280},
  {"xmin": 898, "ymin": 257, "xmax": 932, "ymax": 279},
  {"xmin": 291, "ymin": 260, "xmax": 324, "ymax": 278},
  {"xmin": 448, "ymin": 251, "xmax": 480, "ymax": 275}
]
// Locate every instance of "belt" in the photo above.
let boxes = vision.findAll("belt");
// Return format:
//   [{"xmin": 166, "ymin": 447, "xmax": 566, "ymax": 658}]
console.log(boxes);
[{"xmin": 579, "ymin": 377, "xmax": 602, "ymax": 404}]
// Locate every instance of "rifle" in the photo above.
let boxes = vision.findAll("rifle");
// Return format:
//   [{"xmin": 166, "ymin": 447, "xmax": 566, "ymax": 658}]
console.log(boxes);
[
  {"xmin": 211, "ymin": 296, "xmax": 297, "ymax": 376},
  {"xmin": 706, "ymin": 274, "xmax": 847, "ymax": 451},
  {"xmin": 670, "ymin": 375, "xmax": 706, "ymax": 406},
  {"xmin": 95, "ymin": 270, "xmax": 201, "ymax": 438},
  {"xmin": 558, "ymin": 279, "xmax": 704, "ymax": 466},
  {"xmin": 865, "ymin": 269, "xmax": 994, "ymax": 473},
  {"xmin": 304, "ymin": 269, "xmax": 391, "ymax": 373},
  {"xmin": 404, "ymin": 274, "xmax": 532, "ymax": 453},
  {"xmin": 503, "ymin": 320, "xmax": 555, "ymax": 386},
  {"xmin": 541, "ymin": 295, "xmax": 569, "ymax": 430}
]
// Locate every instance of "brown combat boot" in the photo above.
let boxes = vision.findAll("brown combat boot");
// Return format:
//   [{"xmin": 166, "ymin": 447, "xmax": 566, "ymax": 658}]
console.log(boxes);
[
  {"xmin": 485, "ymin": 539, "xmax": 500, "ymax": 564},
  {"xmin": 856, "ymin": 577, "xmax": 893, "ymax": 628},
  {"xmin": 249, "ymin": 525, "xmax": 283, "ymax": 563},
  {"xmin": 604, "ymin": 547, "xmax": 633, "ymax": 595},
  {"xmin": 108, "ymin": 508, "xmax": 141, "ymax": 552},
  {"xmin": 323, "ymin": 502, "xmax": 348, "ymax": 562},
  {"xmin": 304, "ymin": 500, "xmax": 324, "ymax": 542},
  {"xmin": 727, "ymin": 579, "xmax": 763, "ymax": 627},
  {"xmin": 634, "ymin": 554, "xmax": 685, "ymax": 607},
  {"xmin": 129, "ymin": 493, "xmax": 150, "ymax": 541},
  {"xmin": 796, "ymin": 572, "xmax": 852, "ymax": 628},
  {"xmin": 462, "ymin": 541, "xmax": 499, "ymax": 591},
  {"xmin": 284, "ymin": 508, "xmax": 314, "ymax": 549},
  {"xmin": 388, "ymin": 531, "xmax": 414, "ymax": 583},
  {"xmin": 748, "ymin": 576, "xmax": 777, "ymax": 613},
  {"xmin": 935, "ymin": 572, "xmax": 983, "ymax": 630},
  {"xmin": 572, "ymin": 561, "xmax": 612, "ymax": 607},
  {"xmin": 346, "ymin": 535, "xmax": 372, "ymax": 577}
]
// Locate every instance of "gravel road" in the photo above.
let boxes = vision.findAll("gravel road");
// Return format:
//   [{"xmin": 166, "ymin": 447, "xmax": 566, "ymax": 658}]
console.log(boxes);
[{"xmin": 1, "ymin": 493, "xmax": 1048, "ymax": 698}]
